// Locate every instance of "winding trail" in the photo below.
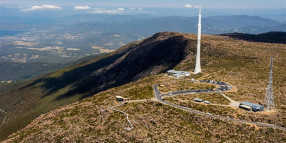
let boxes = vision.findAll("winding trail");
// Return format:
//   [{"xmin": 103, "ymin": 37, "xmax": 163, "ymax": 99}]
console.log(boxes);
[
  {"xmin": 100, "ymin": 103, "xmax": 134, "ymax": 131},
  {"xmin": 153, "ymin": 85, "xmax": 286, "ymax": 131},
  {"xmin": 125, "ymin": 98, "xmax": 155, "ymax": 103},
  {"xmin": 112, "ymin": 108, "xmax": 134, "ymax": 131},
  {"xmin": 0, "ymin": 108, "xmax": 7, "ymax": 124}
]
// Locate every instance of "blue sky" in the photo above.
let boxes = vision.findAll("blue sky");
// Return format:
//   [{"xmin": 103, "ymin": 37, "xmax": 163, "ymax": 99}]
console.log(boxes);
[
  {"xmin": 0, "ymin": 0, "xmax": 285, "ymax": 20},
  {"xmin": 1, "ymin": 0, "xmax": 286, "ymax": 9}
]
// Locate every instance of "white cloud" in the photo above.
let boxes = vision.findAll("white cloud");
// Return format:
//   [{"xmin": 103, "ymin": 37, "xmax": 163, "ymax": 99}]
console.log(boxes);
[
  {"xmin": 117, "ymin": 8, "xmax": 125, "ymax": 11},
  {"xmin": 88, "ymin": 7, "xmax": 149, "ymax": 15},
  {"xmin": 185, "ymin": 4, "xmax": 200, "ymax": 8},
  {"xmin": 89, "ymin": 8, "xmax": 124, "ymax": 14},
  {"xmin": 23, "ymin": 5, "xmax": 61, "ymax": 12},
  {"xmin": 74, "ymin": 6, "xmax": 90, "ymax": 10},
  {"xmin": 129, "ymin": 8, "xmax": 143, "ymax": 11},
  {"xmin": 185, "ymin": 4, "xmax": 193, "ymax": 8}
]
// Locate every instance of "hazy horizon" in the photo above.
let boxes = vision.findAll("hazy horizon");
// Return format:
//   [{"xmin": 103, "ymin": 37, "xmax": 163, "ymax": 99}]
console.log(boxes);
[{"xmin": 1, "ymin": 0, "xmax": 286, "ymax": 23}]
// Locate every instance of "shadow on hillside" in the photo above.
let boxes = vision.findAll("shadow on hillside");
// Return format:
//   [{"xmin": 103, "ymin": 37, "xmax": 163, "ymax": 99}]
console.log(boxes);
[
  {"xmin": 21, "ymin": 52, "xmax": 126, "ymax": 96},
  {"xmin": 221, "ymin": 31, "xmax": 286, "ymax": 44},
  {"xmin": 21, "ymin": 34, "xmax": 195, "ymax": 101}
]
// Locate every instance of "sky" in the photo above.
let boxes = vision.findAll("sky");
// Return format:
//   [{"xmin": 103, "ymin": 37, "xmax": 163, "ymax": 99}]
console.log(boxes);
[
  {"xmin": 1, "ymin": 0, "xmax": 286, "ymax": 9},
  {"xmin": 0, "ymin": 0, "xmax": 285, "ymax": 21}
]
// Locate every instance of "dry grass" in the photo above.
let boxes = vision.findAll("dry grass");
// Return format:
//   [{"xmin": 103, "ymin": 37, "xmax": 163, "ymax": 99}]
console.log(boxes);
[
  {"xmin": 5, "ymin": 91, "xmax": 286, "ymax": 142},
  {"xmin": 164, "ymin": 93, "xmax": 230, "ymax": 105},
  {"xmin": 158, "ymin": 79, "xmax": 217, "ymax": 94}
]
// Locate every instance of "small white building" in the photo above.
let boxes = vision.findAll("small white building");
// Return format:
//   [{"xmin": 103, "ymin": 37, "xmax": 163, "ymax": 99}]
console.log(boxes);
[
  {"xmin": 116, "ymin": 96, "xmax": 130, "ymax": 102},
  {"xmin": 204, "ymin": 101, "xmax": 210, "ymax": 104},
  {"xmin": 194, "ymin": 98, "xmax": 203, "ymax": 102},
  {"xmin": 167, "ymin": 70, "xmax": 191, "ymax": 78},
  {"xmin": 116, "ymin": 96, "xmax": 124, "ymax": 102}
]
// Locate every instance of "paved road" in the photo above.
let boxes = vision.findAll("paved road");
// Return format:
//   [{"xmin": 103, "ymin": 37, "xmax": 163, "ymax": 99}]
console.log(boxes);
[{"xmin": 153, "ymin": 85, "xmax": 286, "ymax": 131}]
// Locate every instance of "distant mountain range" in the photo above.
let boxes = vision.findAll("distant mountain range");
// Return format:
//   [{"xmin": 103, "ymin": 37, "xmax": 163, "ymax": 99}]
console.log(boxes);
[
  {"xmin": 1, "ymin": 14, "xmax": 285, "ymax": 35},
  {"xmin": 1, "ymin": 12, "xmax": 285, "ymax": 81},
  {"xmin": 0, "ymin": 13, "xmax": 285, "ymax": 82}
]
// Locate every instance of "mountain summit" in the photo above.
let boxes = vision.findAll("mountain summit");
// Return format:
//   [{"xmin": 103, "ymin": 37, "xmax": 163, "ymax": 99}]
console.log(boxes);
[
  {"xmin": 25, "ymin": 32, "xmax": 196, "ymax": 99},
  {"xmin": 1, "ymin": 32, "xmax": 286, "ymax": 142}
]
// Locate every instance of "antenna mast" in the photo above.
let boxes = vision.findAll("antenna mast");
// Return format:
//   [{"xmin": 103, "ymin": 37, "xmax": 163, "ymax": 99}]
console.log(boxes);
[
  {"xmin": 194, "ymin": 6, "xmax": 202, "ymax": 74},
  {"xmin": 264, "ymin": 57, "xmax": 275, "ymax": 111}
]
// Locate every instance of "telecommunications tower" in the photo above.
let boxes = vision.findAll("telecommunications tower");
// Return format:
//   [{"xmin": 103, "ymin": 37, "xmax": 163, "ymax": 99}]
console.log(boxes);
[
  {"xmin": 194, "ymin": 6, "xmax": 202, "ymax": 74},
  {"xmin": 264, "ymin": 57, "xmax": 275, "ymax": 111}
]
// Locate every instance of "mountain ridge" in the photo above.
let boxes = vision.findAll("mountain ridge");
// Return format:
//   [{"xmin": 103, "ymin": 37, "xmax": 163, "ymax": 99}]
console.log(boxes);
[
  {"xmin": 221, "ymin": 31, "xmax": 286, "ymax": 44},
  {"xmin": 0, "ymin": 32, "xmax": 197, "ymax": 139},
  {"xmin": 1, "ymin": 32, "xmax": 286, "ymax": 141}
]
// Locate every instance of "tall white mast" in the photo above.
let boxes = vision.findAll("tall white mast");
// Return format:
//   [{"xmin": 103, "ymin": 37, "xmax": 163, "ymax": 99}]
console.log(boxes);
[{"xmin": 194, "ymin": 6, "xmax": 202, "ymax": 74}]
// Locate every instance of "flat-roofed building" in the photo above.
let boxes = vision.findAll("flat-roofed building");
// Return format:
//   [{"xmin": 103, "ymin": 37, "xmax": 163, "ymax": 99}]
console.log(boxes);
[
  {"xmin": 194, "ymin": 98, "xmax": 203, "ymax": 102},
  {"xmin": 204, "ymin": 101, "xmax": 210, "ymax": 104},
  {"xmin": 167, "ymin": 70, "xmax": 191, "ymax": 78},
  {"xmin": 239, "ymin": 102, "xmax": 264, "ymax": 112},
  {"xmin": 239, "ymin": 105, "xmax": 252, "ymax": 111}
]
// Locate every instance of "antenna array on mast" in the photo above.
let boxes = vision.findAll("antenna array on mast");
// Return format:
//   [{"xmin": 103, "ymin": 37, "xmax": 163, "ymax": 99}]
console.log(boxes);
[{"xmin": 264, "ymin": 57, "xmax": 275, "ymax": 111}]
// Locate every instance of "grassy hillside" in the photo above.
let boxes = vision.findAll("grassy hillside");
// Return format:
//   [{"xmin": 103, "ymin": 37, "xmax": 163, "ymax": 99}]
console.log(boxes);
[
  {"xmin": 0, "ymin": 32, "xmax": 196, "ymax": 140},
  {"xmin": 2, "ymin": 32, "xmax": 286, "ymax": 142},
  {"xmin": 0, "ymin": 42, "xmax": 135, "ymax": 139}
]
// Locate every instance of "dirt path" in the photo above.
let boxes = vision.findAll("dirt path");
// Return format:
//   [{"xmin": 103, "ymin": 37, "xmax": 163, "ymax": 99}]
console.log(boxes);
[
  {"xmin": 219, "ymin": 92, "xmax": 240, "ymax": 107},
  {"xmin": 111, "ymin": 108, "xmax": 134, "ymax": 131},
  {"xmin": 100, "ymin": 102, "xmax": 135, "ymax": 131},
  {"xmin": 0, "ymin": 108, "xmax": 7, "ymax": 124},
  {"xmin": 125, "ymin": 98, "xmax": 155, "ymax": 103}
]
